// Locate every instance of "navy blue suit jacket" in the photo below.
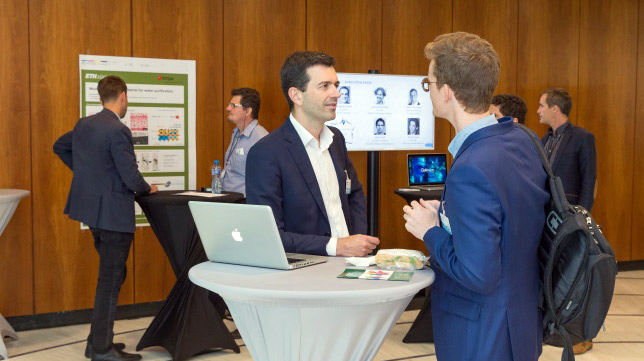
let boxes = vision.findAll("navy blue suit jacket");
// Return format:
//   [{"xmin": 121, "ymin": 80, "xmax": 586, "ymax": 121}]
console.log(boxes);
[
  {"xmin": 245, "ymin": 117, "xmax": 367, "ymax": 255},
  {"xmin": 53, "ymin": 109, "xmax": 150, "ymax": 233},
  {"xmin": 424, "ymin": 120, "xmax": 549, "ymax": 361},
  {"xmin": 541, "ymin": 124, "xmax": 597, "ymax": 210}
]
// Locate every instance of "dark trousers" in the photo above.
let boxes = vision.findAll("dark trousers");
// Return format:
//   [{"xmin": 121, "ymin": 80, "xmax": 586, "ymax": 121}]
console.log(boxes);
[{"xmin": 87, "ymin": 228, "xmax": 133, "ymax": 353}]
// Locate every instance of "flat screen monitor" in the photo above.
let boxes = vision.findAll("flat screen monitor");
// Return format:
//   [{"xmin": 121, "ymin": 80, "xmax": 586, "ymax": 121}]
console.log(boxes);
[
  {"xmin": 408, "ymin": 153, "xmax": 447, "ymax": 187},
  {"xmin": 326, "ymin": 73, "xmax": 435, "ymax": 151}
]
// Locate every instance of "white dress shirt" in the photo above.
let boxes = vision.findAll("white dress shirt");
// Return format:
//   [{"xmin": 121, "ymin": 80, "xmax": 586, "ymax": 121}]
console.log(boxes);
[{"xmin": 289, "ymin": 114, "xmax": 350, "ymax": 256}]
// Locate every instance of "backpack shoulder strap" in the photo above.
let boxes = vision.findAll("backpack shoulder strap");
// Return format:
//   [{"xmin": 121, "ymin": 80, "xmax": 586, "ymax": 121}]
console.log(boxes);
[{"xmin": 515, "ymin": 123, "xmax": 571, "ymax": 215}]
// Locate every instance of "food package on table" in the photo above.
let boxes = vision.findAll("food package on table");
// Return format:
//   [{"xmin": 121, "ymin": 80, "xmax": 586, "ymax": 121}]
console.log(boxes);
[{"xmin": 375, "ymin": 249, "xmax": 429, "ymax": 270}]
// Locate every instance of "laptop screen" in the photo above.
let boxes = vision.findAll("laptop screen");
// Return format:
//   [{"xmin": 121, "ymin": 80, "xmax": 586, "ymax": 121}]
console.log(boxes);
[{"xmin": 408, "ymin": 153, "xmax": 447, "ymax": 186}]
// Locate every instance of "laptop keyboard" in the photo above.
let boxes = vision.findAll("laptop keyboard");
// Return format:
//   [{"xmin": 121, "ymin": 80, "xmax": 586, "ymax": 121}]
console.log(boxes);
[{"xmin": 287, "ymin": 257, "xmax": 305, "ymax": 264}]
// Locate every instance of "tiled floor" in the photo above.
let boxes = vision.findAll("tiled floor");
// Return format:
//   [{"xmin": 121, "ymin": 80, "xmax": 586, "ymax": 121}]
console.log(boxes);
[{"xmin": 4, "ymin": 270, "xmax": 644, "ymax": 360}]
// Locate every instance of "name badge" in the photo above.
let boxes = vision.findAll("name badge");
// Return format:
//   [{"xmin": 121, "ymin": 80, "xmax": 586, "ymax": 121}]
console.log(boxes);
[
  {"xmin": 439, "ymin": 203, "xmax": 452, "ymax": 235},
  {"xmin": 344, "ymin": 170, "xmax": 351, "ymax": 195},
  {"xmin": 236, "ymin": 147, "xmax": 244, "ymax": 155}
]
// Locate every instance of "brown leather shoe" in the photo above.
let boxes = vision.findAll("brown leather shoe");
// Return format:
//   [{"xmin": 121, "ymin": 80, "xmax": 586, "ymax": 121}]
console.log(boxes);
[{"xmin": 573, "ymin": 340, "xmax": 593, "ymax": 354}]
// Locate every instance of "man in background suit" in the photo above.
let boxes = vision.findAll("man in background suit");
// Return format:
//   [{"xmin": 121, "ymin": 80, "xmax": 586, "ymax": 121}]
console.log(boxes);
[
  {"xmin": 54, "ymin": 75, "xmax": 157, "ymax": 361},
  {"xmin": 538, "ymin": 87, "xmax": 597, "ymax": 354},
  {"xmin": 539, "ymin": 88, "xmax": 597, "ymax": 211},
  {"xmin": 404, "ymin": 32, "xmax": 549, "ymax": 361},
  {"xmin": 246, "ymin": 51, "xmax": 379, "ymax": 256}
]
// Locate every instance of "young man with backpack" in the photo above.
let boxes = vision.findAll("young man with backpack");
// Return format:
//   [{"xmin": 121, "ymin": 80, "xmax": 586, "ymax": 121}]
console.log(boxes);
[{"xmin": 403, "ymin": 32, "xmax": 550, "ymax": 361}]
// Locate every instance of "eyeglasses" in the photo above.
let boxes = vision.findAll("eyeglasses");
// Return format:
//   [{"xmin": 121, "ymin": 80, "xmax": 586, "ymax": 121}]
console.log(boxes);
[
  {"xmin": 228, "ymin": 103, "xmax": 243, "ymax": 108},
  {"xmin": 421, "ymin": 78, "xmax": 437, "ymax": 92}
]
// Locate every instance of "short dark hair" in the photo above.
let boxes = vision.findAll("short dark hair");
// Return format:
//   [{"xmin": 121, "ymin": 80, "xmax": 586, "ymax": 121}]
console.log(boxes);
[
  {"xmin": 280, "ymin": 51, "xmax": 336, "ymax": 110},
  {"xmin": 425, "ymin": 32, "xmax": 500, "ymax": 113},
  {"xmin": 231, "ymin": 87, "xmax": 260, "ymax": 119},
  {"xmin": 542, "ymin": 88, "xmax": 572, "ymax": 117},
  {"xmin": 97, "ymin": 75, "xmax": 127, "ymax": 103},
  {"xmin": 374, "ymin": 87, "xmax": 386, "ymax": 96},
  {"xmin": 491, "ymin": 94, "xmax": 528, "ymax": 124},
  {"xmin": 376, "ymin": 118, "xmax": 385, "ymax": 125}
]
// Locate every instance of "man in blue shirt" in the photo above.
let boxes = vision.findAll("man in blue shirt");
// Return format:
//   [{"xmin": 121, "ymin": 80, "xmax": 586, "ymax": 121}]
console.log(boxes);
[
  {"xmin": 403, "ymin": 32, "xmax": 549, "ymax": 361},
  {"xmin": 221, "ymin": 88, "xmax": 268, "ymax": 196}
]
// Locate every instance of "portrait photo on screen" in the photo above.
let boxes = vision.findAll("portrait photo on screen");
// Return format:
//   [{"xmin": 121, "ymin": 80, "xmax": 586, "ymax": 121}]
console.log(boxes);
[
  {"xmin": 408, "ymin": 118, "xmax": 420, "ymax": 135},
  {"xmin": 374, "ymin": 118, "xmax": 386, "ymax": 135},
  {"xmin": 408, "ymin": 88, "xmax": 420, "ymax": 105},
  {"xmin": 374, "ymin": 87, "xmax": 387, "ymax": 105},
  {"xmin": 339, "ymin": 86, "xmax": 351, "ymax": 105}
]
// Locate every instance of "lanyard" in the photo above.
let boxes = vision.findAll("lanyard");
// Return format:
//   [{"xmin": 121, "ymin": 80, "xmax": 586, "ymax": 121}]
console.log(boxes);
[{"xmin": 225, "ymin": 133, "xmax": 242, "ymax": 167}]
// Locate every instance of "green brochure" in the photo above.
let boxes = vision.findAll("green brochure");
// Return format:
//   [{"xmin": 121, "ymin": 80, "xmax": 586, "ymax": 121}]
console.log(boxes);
[{"xmin": 337, "ymin": 268, "xmax": 414, "ymax": 281}]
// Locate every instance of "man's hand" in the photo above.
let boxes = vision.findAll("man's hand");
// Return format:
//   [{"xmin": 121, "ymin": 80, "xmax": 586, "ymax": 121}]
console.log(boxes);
[
  {"xmin": 403, "ymin": 199, "xmax": 440, "ymax": 240},
  {"xmin": 149, "ymin": 185, "xmax": 159, "ymax": 194},
  {"xmin": 337, "ymin": 234, "xmax": 380, "ymax": 257}
]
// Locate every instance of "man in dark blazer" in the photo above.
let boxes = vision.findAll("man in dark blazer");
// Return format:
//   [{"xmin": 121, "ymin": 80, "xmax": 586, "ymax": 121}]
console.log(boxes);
[
  {"xmin": 539, "ymin": 88, "xmax": 597, "ymax": 211},
  {"xmin": 246, "ymin": 51, "xmax": 379, "ymax": 256},
  {"xmin": 54, "ymin": 75, "xmax": 156, "ymax": 361},
  {"xmin": 538, "ymin": 87, "xmax": 597, "ymax": 354},
  {"xmin": 404, "ymin": 32, "xmax": 549, "ymax": 361}
]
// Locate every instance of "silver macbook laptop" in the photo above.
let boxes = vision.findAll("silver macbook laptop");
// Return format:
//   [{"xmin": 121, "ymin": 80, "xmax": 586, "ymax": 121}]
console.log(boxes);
[
  {"xmin": 188, "ymin": 201, "xmax": 327, "ymax": 270},
  {"xmin": 407, "ymin": 153, "xmax": 447, "ymax": 190}
]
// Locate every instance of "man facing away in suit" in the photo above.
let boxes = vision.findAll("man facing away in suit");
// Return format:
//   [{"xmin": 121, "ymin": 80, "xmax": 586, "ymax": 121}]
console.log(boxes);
[
  {"xmin": 538, "ymin": 87, "xmax": 597, "ymax": 354},
  {"xmin": 245, "ymin": 51, "xmax": 379, "ymax": 257},
  {"xmin": 403, "ymin": 32, "xmax": 549, "ymax": 361},
  {"xmin": 54, "ymin": 75, "xmax": 157, "ymax": 361}
]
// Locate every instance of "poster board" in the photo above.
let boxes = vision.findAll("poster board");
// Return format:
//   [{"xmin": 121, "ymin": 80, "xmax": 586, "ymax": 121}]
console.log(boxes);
[{"xmin": 79, "ymin": 55, "xmax": 196, "ymax": 226}]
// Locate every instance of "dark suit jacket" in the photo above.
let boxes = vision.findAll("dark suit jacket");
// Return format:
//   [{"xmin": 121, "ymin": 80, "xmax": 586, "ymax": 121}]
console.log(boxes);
[
  {"xmin": 245, "ymin": 117, "xmax": 367, "ymax": 255},
  {"xmin": 424, "ymin": 120, "xmax": 549, "ymax": 361},
  {"xmin": 541, "ymin": 123, "xmax": 597, "ymax": 210},
  {"xmin": 53, "ymin": 109, "xmax": 150, "ymax": 233}
]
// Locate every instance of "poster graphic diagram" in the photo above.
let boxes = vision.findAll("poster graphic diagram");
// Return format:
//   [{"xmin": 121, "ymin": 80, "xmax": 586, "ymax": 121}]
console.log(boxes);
[{"xmin": 80, "ymin": 55, "xmax": 196, "ymax": 226}]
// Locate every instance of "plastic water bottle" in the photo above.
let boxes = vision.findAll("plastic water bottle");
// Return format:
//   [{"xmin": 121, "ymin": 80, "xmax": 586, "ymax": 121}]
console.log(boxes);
[{"xmin": 211, "ymin": 160, "xmax": 222, "ymax": 194}]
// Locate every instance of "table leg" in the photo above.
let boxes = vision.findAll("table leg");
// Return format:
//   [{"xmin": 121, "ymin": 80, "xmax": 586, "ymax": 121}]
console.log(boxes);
[
  {"xmin": 0, "ymin": 313, "xmax": 17, "ymax": 360},
  {"xmin": 403, "ymin": 286, "xmax": 434, "ymax": 343},
  {"xmin": 136, "ymin": 259, "xmax": 239, "ymax": 360},
  {"xmin": 226, "ymin": 296, "xmax": 413, "ymax": 361},
  {"xmin": 0, "ymin": 315, "xmax": 17, "ymax": 342}
]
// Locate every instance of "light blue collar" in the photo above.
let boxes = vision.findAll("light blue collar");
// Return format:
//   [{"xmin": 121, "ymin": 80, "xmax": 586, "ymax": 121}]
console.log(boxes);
[
  {"xmin": 234, "ymin": 119, "xmax": 259, "ymax": 138},
  {"xmin": 448, "ymin": 114, "xmax": 498, "ymax": 157}
]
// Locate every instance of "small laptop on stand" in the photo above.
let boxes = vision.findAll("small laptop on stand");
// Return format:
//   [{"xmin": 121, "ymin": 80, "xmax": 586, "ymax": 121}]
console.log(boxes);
[
  {"xmin": 406, "ymin": 153, "xmax": 448, "ymax": 191},
  {"xmin": 189, "ymin": 202, "xmax": 327, "ymax": 270}
]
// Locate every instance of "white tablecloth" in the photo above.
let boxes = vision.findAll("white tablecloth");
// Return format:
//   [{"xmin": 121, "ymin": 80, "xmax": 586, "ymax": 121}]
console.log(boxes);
[
  {"xmin": 0, "ymin": 189, "xmax": 30, "ymax": 360},
  {"xmin": 189, "ymin": 256, "xmax": 434, "ymax": 361}
]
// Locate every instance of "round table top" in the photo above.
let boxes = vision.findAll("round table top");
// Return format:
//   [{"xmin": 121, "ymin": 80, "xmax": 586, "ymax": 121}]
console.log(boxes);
[
  {"xmin": 189, "ymin": 257, "xmax": 434, "ymax": 306},
  {"xmin": 0, "ymin": 189, "xmax": 30, "ymax": 204}
]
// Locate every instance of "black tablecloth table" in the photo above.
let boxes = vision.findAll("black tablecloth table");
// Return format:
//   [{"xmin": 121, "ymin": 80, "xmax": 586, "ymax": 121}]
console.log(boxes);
[
  {"xmin": 394, "ymin": 188, "xmax": 442, "ymax": 344},
  {"xmin": 393, "ymin": 188, "xmax": 443, "ymax": 204},
  {"xmin": 135, "ymin": 190, "xmax": 243, "ymax": 360}
]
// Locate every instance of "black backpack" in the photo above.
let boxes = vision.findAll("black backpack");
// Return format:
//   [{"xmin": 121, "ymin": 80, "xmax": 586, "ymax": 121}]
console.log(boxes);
[{"xmin": 518, "ymin": 123, "xmax": 618, "ymax": 361}]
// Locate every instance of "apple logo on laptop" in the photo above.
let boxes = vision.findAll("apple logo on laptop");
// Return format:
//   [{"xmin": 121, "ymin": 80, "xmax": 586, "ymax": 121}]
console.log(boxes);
[{"xmin": 232, "ymin": 228, "xmax": 243, "ymax": 242}]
